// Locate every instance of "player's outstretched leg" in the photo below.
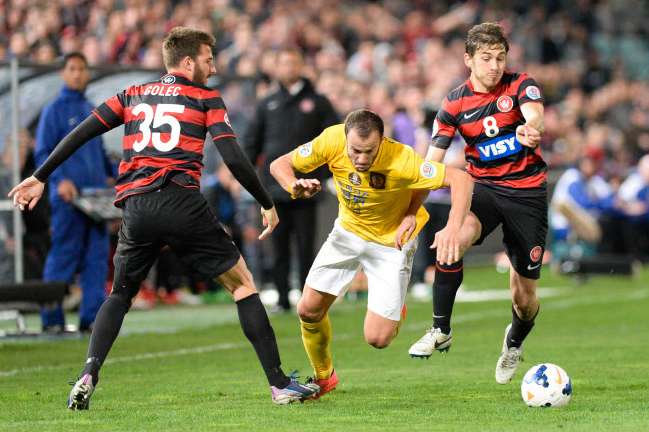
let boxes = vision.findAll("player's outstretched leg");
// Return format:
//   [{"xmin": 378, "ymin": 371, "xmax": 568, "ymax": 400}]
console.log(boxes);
[
  {"xmin": 409, "ymin": 260, "xmax": 462, "ymax": 358},
  {"xmin": 298, "ymin": 286, "xmax": 338, "ymax": 399},
  {"xmin": 69, "ymin": 241, "xmax": 146, "ymax": 411},
  {"xmin": 495, "ymin": 270, "xmax": 539, "ymax": 384},
  {"xmin": 409, "ymin": 212, "xmax": 480, "ymax": 359},
  {"xmin": 220, "ymin": 257, "xmax": 319, "ymax": 404},
  {"xmin": 68, "ymin": 291, "xmax": 133, "ymax": 410}
]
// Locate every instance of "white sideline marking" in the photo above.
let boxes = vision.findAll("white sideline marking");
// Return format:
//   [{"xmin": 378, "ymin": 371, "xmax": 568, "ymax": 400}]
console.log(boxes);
[
  {"xmin": 0, "ymin": 342, "xmax": 247, "ymax": 378},
  {"xmin": 1, "ymin": 289, "xmax": 647, "ymax": 378},
  {"xmin": 455, "ymin": 287, "xmax": 562, "ymax": 303}
]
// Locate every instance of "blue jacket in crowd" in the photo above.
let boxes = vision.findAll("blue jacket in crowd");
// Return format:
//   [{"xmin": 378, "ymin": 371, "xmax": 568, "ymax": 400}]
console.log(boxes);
[
  {"xmin": 35, "ymin": 86, "xmax": 114, "ymax": 202},
  {"xmin": 34, "ymin": 85, "xmax": 113, "ymax": 330}
]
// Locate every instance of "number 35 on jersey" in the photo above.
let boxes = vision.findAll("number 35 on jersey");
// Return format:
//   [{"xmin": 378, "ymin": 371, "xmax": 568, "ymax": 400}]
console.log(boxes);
[{"xmin": 131, "ymin": 103, "xmax": 185, "ymax": 152}]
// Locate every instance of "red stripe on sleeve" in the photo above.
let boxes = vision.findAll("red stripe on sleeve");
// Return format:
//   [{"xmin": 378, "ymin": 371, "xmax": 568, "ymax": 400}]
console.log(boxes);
[
  {"xmin": 105, "ymin": 95, "xmax": 124, "ymax": 120},
  {"xmin": 211, "ymin": 133, "xmax": 237, "ymax": 142},
  {"xmin": 92, "ymin": 111, "xmax": 110, "ymax": 128}
]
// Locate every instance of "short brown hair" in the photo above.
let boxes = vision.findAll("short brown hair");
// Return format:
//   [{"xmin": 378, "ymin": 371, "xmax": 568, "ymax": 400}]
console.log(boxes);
[
  {"xmin": 465, "ymin": 22, "xmax": 509, "ymax": 56},
  {"xmin": 344, "ymin": 109, "xmax": 384, "ymax": 138},
  {"xmin": 162, "ymin": 27, "xmax": 216, "ymax": 69}
]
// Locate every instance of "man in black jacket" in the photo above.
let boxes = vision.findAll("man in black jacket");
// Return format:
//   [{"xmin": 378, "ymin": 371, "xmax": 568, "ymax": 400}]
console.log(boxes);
[{"xmin": 244, "ymin": 48, "xmax": 338, "ymax": 312}]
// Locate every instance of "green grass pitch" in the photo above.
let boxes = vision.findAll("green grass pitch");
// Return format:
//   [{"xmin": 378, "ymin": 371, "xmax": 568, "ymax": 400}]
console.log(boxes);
[{"xmin": 1, "ymin": 267, "xmax": 648, "ymax": 431}]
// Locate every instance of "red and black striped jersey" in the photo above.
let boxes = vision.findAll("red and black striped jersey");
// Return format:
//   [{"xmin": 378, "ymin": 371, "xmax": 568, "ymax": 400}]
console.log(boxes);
[
  {"xmin": 92, "ymin": 72, "xmax": 235, "ymax": 205},
  {"xmin": 432, "ymin": 72, "xmax": 547, "ymax": 189}
]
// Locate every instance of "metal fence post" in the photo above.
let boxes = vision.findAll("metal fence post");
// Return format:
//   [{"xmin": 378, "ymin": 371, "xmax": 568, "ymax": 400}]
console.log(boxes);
[{"xmin": 10, "ymin": 58, "xmax": 24, "ymax": 283}]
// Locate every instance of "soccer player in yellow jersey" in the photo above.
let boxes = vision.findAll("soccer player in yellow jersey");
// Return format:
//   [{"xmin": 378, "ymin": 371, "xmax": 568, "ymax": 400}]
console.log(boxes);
[{"xmin": 270, "ymin": 109, "xmax": 473, "ymax": 398}]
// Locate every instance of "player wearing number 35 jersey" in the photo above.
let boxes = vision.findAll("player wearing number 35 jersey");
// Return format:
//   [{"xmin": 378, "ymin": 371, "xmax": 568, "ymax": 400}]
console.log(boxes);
[
  {"xmin": 9, "ymin": 27, "xmax": 319, "ymax": 409},
  {"xmin": 406, "ymin": 23, "xmax": 548, "ymax": 385},
  {"xmin": 94, "ymin": 66, "xmax": 237, "ymax": 204}
]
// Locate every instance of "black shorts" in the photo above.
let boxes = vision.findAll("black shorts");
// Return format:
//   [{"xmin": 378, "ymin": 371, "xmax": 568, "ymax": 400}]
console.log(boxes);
[
  {"xmin": 471, "ymin": 182, "xmax": 548, "ymax": 279},
  {"xmin": 113, "ymin": 182, "xmax": 240, "ymax": 299}
]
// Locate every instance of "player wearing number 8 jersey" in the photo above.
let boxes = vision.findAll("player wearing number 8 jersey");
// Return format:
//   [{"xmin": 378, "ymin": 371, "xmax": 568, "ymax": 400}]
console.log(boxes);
[
  {"xmin": 9, "ymin": 27, "xmax": 318, "ymax": 408},
  {"xmin": 404, "ymin": 23, "xmax": 547, "ymax": 385}
]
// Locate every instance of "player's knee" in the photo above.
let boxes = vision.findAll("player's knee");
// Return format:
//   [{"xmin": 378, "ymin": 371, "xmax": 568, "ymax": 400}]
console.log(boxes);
[
  {"xmin": 465, "ymin": 213, "xmax": 482, "ymax": 244},
  {"xmin": 364, "ymin": 331, "xmax": 393, "ymax": 349},
  {"xmin": 297, "ymin": 301, "xmax": 325, "ymax": 323},
  {"xmin": 514, "ymin": 299, "xmax": 538, "ymax": 320},
  {"xmin": 108, "ymin": 289, "xmax": 133, "ymax": 311},
  {"xmin": 512, "ymin": 286, "xmax": 538, "ymax": 319}
]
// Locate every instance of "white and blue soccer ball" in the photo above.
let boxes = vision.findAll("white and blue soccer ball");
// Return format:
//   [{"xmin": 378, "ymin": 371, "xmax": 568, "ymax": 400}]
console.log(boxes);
[{"xmin": 521, "ymin": 363, "xmax": 572, "ymax": 408}]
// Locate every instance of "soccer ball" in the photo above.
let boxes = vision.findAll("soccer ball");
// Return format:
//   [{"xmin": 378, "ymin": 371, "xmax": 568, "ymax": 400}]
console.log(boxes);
[{"xmin": 521, "ymin": 363, "xmax": 572, "ymax": 407}]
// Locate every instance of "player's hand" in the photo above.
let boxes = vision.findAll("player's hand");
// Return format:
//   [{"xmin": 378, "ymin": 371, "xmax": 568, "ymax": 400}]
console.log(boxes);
[
  {"xmin": 8, "ymin": 175, "xmax": 45, "ymax": 211},
  {"xmin": 259, "ymin": 206, "xmax": 279, "ymax": 240},
  {"xmin": 431, "ymin": 224, "xmax": 462, "ymax": 265},
  {"xmin": 395, "ymin": 214, "xmax": 416, "ymax": 250},
  {"xmin": 57, "ymin": 179, "xmax": 78, "ymax": 202},
  {"xmin": 516, "ymin": 124, "xmax": 541, "ymax": 148},
  {"xmin": 291, "ymin": 178, "xmax": 321, "ymax": 199}
]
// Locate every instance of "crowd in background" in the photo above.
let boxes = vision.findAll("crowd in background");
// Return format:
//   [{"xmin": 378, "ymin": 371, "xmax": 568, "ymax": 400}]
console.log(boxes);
[{"xmin": 2, "ymin": 0, "xmax": 649, "ymax": 308}]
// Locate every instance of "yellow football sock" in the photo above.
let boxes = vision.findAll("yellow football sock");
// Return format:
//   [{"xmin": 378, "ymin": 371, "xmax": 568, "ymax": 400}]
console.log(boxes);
[{"xmin": 300, "ymin": 314, "xmax": 333, "ymax": 380}]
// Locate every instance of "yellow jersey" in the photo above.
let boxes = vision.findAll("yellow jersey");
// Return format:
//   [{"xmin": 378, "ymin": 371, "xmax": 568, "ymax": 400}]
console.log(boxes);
[{"xmin": 291, "ymin": 124, "xmax": 446, "ymax": 247}]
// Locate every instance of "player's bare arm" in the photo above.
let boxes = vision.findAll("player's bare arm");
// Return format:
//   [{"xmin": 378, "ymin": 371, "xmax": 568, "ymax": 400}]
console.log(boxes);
[
  {"xmin": 395, "ymin": 146, "xmax": 448, "ymax": 249},
  {"xmin": 517, "ymin": 102, "xmax": 544, "ymax": 148},
  {"xmin": 395, "ymin": 191, "xmax": 426, "ymax": 250},
  {"xmin": 432, "ymin": 166, "xmax": 474, "ymax": 265},
  {"xmin": 269, "ymin": 152, "xmax": 322, "ymax": 199}
]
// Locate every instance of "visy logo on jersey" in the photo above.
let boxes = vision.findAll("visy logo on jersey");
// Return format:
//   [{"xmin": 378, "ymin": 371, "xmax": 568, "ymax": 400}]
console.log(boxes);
[{"xmin": 476, "ymin": 133, "xmax": 521, "ymax": 161}]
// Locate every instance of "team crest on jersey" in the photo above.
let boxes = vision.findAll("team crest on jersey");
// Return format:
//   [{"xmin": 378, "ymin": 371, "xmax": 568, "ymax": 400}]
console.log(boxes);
[
  {"xmin": 348, "ymin": 172, "xmax": 362, "ymax": 186},
  {"xmin": 161, "ymin": 74, "xmax": 176, "ymax": 85},
  {"xmin": 420, "ymin": 161, "xmax": 437, "ymax": 179},
  {"xmin": 497, "ymin": 95, "xmax": 513, "ymax": 113},
  {"xmin": 369, "ymin": 172, "xmax": 386, "ymax": 189},
  {"xmin": 530, "ymin": 246, "xmax": 543, "ymax": 263},
  {"xmin": 298, "ymin": 142, "xmax": 313, "ymax": 157},
  {"xmin": 300, "ymin": 99, "xmax": 315, "ymax": 113},
  {"xmin": 525, "ymin": 86, "xmax": 541, "ymax": 100}
]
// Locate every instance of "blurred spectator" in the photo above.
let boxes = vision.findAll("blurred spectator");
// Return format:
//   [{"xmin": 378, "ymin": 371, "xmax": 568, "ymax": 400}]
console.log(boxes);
[
  {"xmin": 32, "ymin": 40, "xmax": 57, "ymax": 64},
  {"xmin": 0, "ymin": 129, "xmax": 50, "ymax": 283},
  {"xmin": 550, "ymin": 146, "xmax": 614, "ymax": 262},
  {"xmin": 617, "ymin": 154, "xmax": 649, "ymax": 261},
  {"xmin": 203, "ymin": 161, "xmax": 243, "ymax": 249},
  {"xmin": 34, "ymin": 53, "xmax": 114, "ymax": 333},
  {"xmin": 9, "ymin": 32, "xmax": 29, "ymax": 59},
  {"xmin": 243, "ymin": 48, "xmax": 338, "ymax": 312}
]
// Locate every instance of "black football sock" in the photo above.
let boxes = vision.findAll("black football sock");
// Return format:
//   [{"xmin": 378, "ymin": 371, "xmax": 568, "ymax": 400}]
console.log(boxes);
[
  {"xmin": 507, "ymin": 305, "xmax": 539, "ymax": 349},
  {"xmin": 236, "ymin": 293, "xmax": 291, "ymax": 389},
  {"xmin": 82, "ymin": 295, "xmax": 131, "ymax": 385},
  {"xmin": 432, "ymin": 259, "xmax": 463, "ymax": 334}
]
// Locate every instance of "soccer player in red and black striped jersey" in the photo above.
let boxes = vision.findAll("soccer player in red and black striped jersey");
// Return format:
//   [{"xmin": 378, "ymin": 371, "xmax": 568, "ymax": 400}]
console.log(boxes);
[
  {"xmin": 405, "ymin": 23, "xmax": 547, "ymax": 384},
  {"xmin": 10, "ymin": 27, "xmax": 318, "ymax": 408}
]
